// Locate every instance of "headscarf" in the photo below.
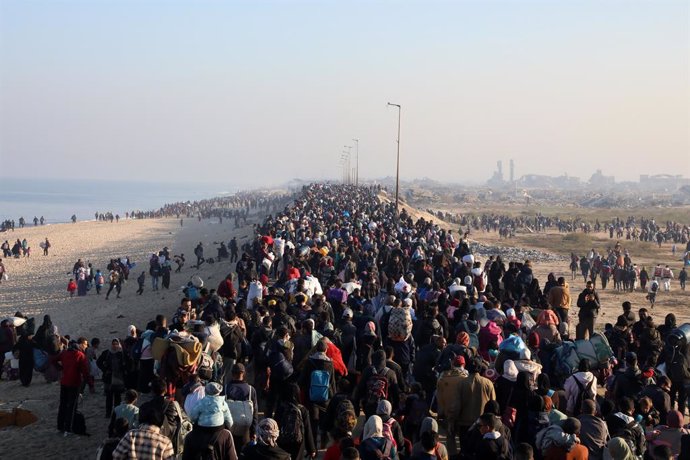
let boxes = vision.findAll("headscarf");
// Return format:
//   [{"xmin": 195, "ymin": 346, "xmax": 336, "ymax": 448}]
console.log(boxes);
[
  {"xmin": 376, "ymin": 400, "xmax": 392, "ymax": 416},
  {"xmin": 604, "ymin": 437, "xmax": 635, "ymax": 460},
  {"xmin": 362, "ymin": 415, "xmax": 383, "ymax": 440},
  {"xmin": 503, "ymin": 360, "xmax": 519, "ymax": 382},
  {"xmin": 257, "ymin": 418, "xmax": 280, "ymax": 447},
  {"xmin": 110, "ymin": 338, "xmax": 122, "ymax": 352},
  {"xmin": 457, "ymin": 331, "xmax": 470, "ymax": 346},
  {"xmin": 667, "ymin": 410, "xmax": 683, "ymax": 429},
  {"xmin": 538, "ymin": 310, "xmax": 559, "ymax": 327},
  {"xmin": 127, "ymin": 325, "xmax": 137, "ymax": 337}
]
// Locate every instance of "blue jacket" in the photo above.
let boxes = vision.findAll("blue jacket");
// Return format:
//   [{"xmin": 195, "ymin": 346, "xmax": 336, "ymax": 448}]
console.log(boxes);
[{"xmin": 189, "ymin": 394, "xmax": 233, "ymax": 428}]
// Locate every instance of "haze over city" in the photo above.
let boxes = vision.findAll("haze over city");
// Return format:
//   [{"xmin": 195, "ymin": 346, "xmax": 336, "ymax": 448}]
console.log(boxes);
[{"xmin": 1, "ymin": 0, "xmax": 688, "ymax": 187}]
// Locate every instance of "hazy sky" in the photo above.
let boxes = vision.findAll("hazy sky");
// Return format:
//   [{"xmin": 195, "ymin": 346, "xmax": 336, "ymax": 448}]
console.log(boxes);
[{"xmin": 1, "ymin": 0, "xmax": 688, "ymax": 187}]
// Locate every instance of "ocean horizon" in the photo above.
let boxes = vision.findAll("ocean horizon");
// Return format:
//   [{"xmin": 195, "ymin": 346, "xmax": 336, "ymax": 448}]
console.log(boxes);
[{"xmin": 0, "ymin": 178, "xmax": 239, "ymax": 224}]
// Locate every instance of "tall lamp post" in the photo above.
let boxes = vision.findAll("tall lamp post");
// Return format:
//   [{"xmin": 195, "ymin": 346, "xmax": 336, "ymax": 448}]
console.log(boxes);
[
  {"xmin": 341, "ymin": 151, "xmax": 351, "ymax": 184},
  {"xmin": 352, "ymin": 138, "xmax": 359, "ymax": 185},
  {"xmin": 387, "ymin": 102, "xmax": 401, "ymax": 216},
  {"xmin": 343, "ymin": 146, "xmax": 352, "ymax": 184}
]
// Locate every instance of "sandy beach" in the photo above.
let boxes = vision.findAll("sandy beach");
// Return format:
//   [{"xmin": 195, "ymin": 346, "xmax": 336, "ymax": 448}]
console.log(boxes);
[{"xmin": 0, "ymin": 215, "xmax": 259, "ymax": 459}]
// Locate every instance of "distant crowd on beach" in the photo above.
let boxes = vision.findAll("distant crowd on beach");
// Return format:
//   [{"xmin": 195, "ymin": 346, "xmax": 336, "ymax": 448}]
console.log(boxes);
[{"xmin": 3, "ymin": 183, "xmax": 690, "ymax": 460}]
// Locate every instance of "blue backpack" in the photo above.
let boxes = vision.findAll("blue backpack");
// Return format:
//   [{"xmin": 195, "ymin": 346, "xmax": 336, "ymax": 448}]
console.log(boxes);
[{"xmin": 309, "ymin": 369, "xmax": 330, "ymax": 403}]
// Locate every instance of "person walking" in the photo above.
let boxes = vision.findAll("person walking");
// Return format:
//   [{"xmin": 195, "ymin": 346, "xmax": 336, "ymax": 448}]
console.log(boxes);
[
  {"xmin": 576, "ymin": 281, "xmax": 601, "ymax": 340},
  {"xmin": 112, "ymin": 404, "xmax": 174, "ymax": 460},
  {"xmin": 97, "ymin": 338, "xmax": 128, "ymax": 418},
  {"xmin": 105, "ymin": 267, "xmax": 123, "ymax": 300},
  {"xmin": 56, "ymin": 337, "xmax": 90, "ymax": 435}
]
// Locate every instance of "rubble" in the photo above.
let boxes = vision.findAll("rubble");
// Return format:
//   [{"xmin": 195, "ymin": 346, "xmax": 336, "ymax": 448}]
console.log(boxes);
[{"xmin": 468, "ymin": 242, "xmax": 567, "ymax": 263}]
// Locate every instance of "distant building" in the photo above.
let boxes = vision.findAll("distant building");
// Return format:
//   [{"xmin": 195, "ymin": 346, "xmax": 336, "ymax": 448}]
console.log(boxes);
[
  {"xmin": 589, "ymin": 169, "xmax": 615, "ymax": 188},
  {"xmin": 639, "ymin": 174, "xmax": 690, "ymax": 191}
]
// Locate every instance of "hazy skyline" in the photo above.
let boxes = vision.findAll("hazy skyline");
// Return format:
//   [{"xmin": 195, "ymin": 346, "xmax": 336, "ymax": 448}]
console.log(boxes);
[{"xmin": 1, "ymin": 0, "xmax": 688, "ymax": 187}]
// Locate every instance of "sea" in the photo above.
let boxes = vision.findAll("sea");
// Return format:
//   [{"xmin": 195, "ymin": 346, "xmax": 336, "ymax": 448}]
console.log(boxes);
[{"xmin": 0, "ymin": 178, "xmax": 238, "ymax": 224}]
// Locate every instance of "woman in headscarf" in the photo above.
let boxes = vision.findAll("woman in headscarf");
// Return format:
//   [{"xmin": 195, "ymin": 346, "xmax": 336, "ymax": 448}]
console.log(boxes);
[
  {"xmin": 359, "ymin": 415, "xmax": 399, "ymax": 460},
  {"xmin": 513, "ymin": 371, "xmax": 535, "ymax": 444},
  {"xmin": 649, "ymin": 410, "xmax": 690, "ymax": 456},
  {"xmin": 532, "ymin": 309, "xmax": 561, "ymax": 346},
  {"xmin": 12, "ymin": 332, "xmax": 35, "ymax": 386},
  {"xmin": 239, "ymin": 418, "xmax": 291, "ymax": 460},
  {"xmin": 495, "ymin": 359, "xmax": 518, "ymax": 412},
  {"xmin": 604, "ymin": 437, "xmax": 635, "ymax": 460},
  {"xmin": 274, "ymin": 382, "xmax": 316, "ymax": 460},
  {"xmin": 33, "ymin": 314, "xmax": 54, "ymax": 351},
  {"xmin": 97, "ymin": 338, "xmax": 127, "ymax": 417}
]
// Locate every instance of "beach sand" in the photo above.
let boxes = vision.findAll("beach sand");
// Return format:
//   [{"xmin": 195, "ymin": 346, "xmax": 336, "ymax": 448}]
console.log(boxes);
[{"xmin": 0, "ymin": 215, "xmax": 258, "ymax": 459}]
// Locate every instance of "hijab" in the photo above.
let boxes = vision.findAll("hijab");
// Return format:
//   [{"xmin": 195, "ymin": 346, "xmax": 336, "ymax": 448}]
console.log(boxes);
[
  {"xmin": 257, "ymin": 418, "xmax": 280, "ymax": 447},
  {"xmin": 604, "ymin": 437, "xmax": 635, "ymax": 460},
  {"xmin": 363, "ymin": 415, "xmax": 383, "ymax": 440}
]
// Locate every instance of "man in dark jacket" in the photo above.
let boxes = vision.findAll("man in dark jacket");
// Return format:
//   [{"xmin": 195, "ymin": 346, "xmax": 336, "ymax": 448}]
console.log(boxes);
[
  {"xmin": 578, "ymin": 399, "xmax": 609, "ymax": 460},
  {"xmin": 606, "ymin": 397, "xmax": 646, "ymax": 458},
  {"xmin": 225, "ymin": 363, "xmax": 259, "ymax": 448},
  {"xmin": 182, "ymin": 427, "xmax": 237, "ymax": 460},
  {"xmin": 265, "ymin": 327, "xmax": 293, "ymax": 419},
  {"xmin": 576, "ymin": 281, "xmax": 600, "ymax": 340},
  {"xmin": 299, "ymin": 339, "xmax": 336, "ymax": 449},
  {"xmin": 413, "ymin": 335, "xmax": 444, "ymax": 401},
  {"xmin": 612, "ymin": 352, "xmax": 645, "ymax": 401},
  {"xmin": 139, "ymin": 377, "xmax": 180, "ymax": 451},
  {"xmin": 354, "ymin": 349, "xmax": 400, "ymax": 418},
  {"xmin": 664, "ymin": 342, "xmax": 690, "ymax": 415},
  {"xmin": 476, "ymin": 413, "xmax": 510, "ymax": 460}
]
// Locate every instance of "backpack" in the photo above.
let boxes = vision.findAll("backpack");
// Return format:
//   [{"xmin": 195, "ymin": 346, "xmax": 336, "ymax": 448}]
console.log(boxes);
[
  {"xmin": 166, "ymin": 400, "xmax": 193, "ymax": 455},
  {"xmin": 96, "ymin": 274, "xmax": 105, "ymax": 285},
  {"xmin": 198, "ymin": 351, "xmax": 214, "ymax": 381},
  {"xmin": 109, "ymin": 271, "xmax": 120, "ymax": 284},
  {"xmin": 474, "ymin": 273, "xmax": 486, "ymax": 292},
  {"xmin": 362, "ymin": 437, "xmax": 393, "ymax": 460},
  {"xmin": 219, "ymin": 323, "xmax": 242, "ymax": 359},
  {"xmin": 309, "ymin": 369, "xmax": 330, "ymax": 403},
  {"xmin": 72, "ymin": 410, "xmax": 88, "ymax": 435},
  {"xmin": 382, "ymin": 418, "xmax": 398, "ymax": 448},
  {"xmin": 388, "ymin": 308, "xmax": 412, "ymax": 342},
  {"xmin": 366, "ymin": 366, "xmax": 389, "ymax": 406},
  {"xmin": 651, "ymin": 281, "xmax": 659, "ymax": 293},
  {"xmin": 573, "ymin": 376, "xmax": 594, "ymax": 416},
  {"xmin": 278, "ymin": 403, "xmax": 304, "ymax": 445}
]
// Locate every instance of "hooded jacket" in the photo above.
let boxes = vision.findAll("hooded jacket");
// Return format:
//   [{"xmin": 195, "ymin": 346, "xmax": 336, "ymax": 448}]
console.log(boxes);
[
  {"xmin": 189, "ymin": 394, "xmax": 233, "ymax": 428},
  {"xmin": 564, "ymin": 371, "xmax": 597, "ymax": 414}
]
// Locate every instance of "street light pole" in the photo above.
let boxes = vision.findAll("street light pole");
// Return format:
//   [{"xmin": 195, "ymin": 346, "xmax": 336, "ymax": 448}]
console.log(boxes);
[
  {"xmin": 343, "ymin": 146, "xmax": 352, "ymax": 185},
  {"xmin": 352, "ymin": 139, "xmax": 359, "ymax": 185},
  {"xmin": 387, "ymin": 102, "xmax": 401, "ymax": 216}
]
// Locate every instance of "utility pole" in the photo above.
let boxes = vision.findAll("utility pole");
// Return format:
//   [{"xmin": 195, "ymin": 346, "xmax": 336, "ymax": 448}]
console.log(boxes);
[
  {"xmin": 387, "ymin": 102, "xmax": 401, "ymax": 216},
  {"xmin": 352, "ymin": 138, "xmax": 359, "ymax": 185}
]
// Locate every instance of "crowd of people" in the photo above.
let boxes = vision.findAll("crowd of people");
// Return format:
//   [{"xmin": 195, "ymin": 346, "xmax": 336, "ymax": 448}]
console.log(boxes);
[
  {"xmin": 433, "ymin": 210, "xmax": 690, "ymax": 250},
  {"xmin": 2, "ymin": 183, "xmax": 690, "ymax": 460}
]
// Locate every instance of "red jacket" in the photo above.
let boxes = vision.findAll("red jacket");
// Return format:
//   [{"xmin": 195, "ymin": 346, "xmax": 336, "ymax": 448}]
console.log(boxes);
[{"xmin": 57, "ymin": 349, "xmax": 89, "ymax": 387}]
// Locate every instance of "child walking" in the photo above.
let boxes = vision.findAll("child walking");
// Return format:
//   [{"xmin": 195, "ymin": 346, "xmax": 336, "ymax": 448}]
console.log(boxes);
[{"xmin": 67, "ymin": 278, "xmax": 77, "ymax": 297}]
